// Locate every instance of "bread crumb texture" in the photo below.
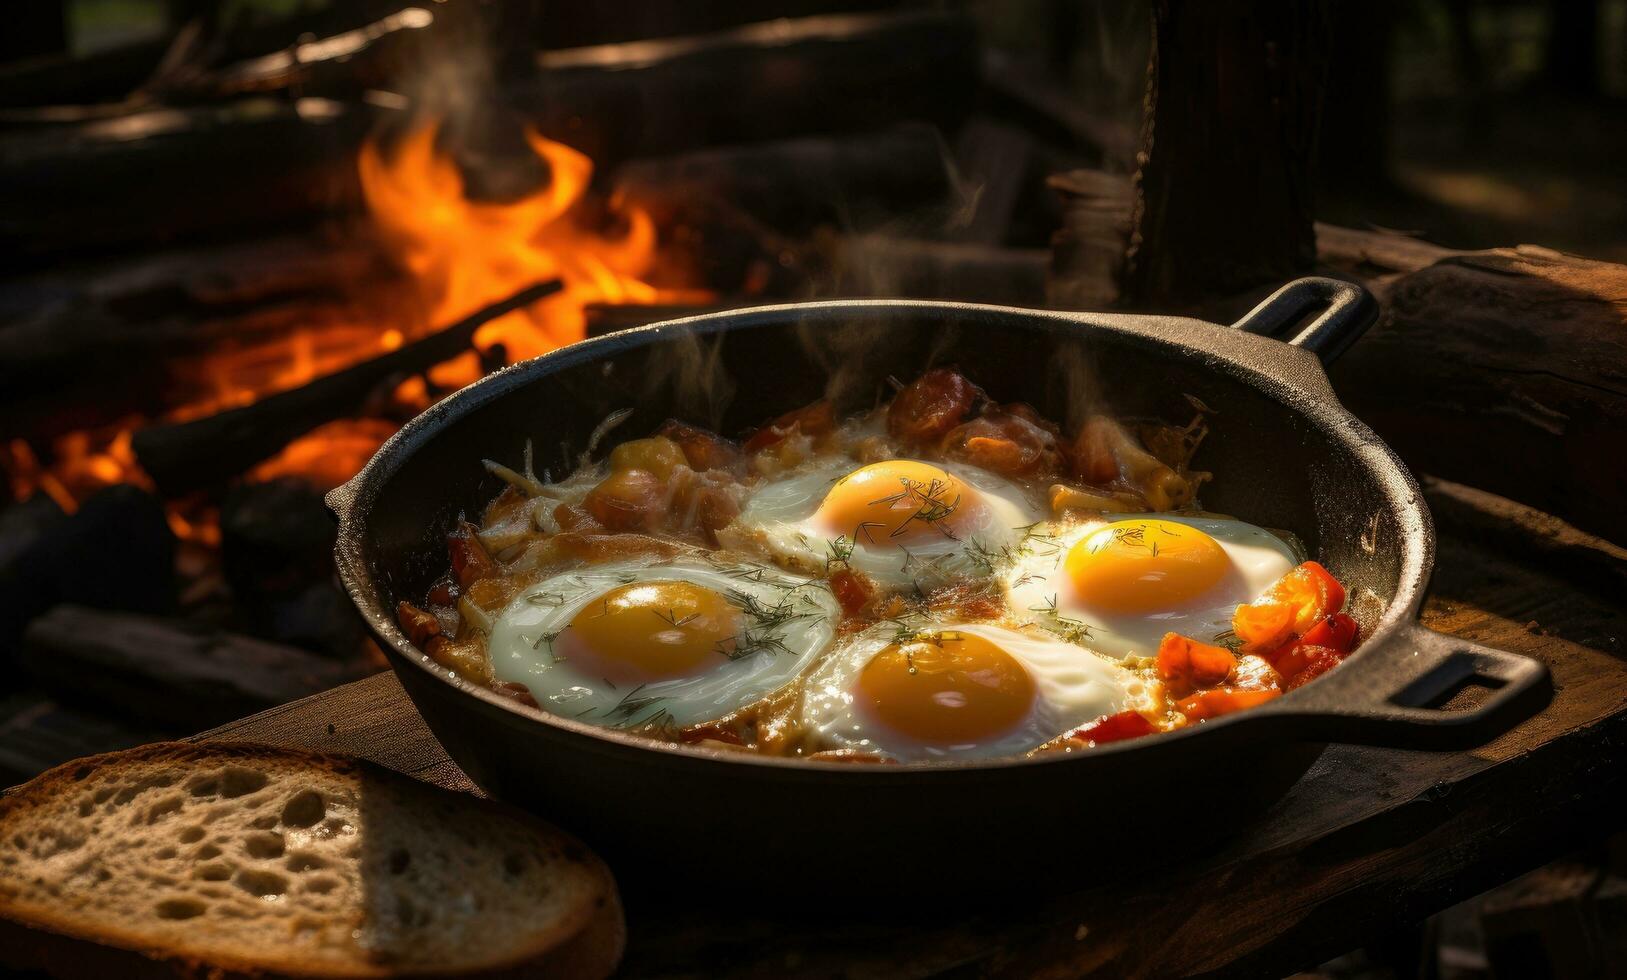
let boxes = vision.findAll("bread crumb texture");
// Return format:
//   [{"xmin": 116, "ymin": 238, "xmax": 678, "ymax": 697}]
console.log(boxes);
[{"xmin": 0, "ymin": 742, "xmax": 612, "ymax": 976}]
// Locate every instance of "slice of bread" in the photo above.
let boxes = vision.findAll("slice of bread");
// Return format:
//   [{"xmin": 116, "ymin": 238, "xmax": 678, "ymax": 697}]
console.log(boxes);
[{"xmin": 0, "ymin": 742, "xmax": 623, "ymax": 979}]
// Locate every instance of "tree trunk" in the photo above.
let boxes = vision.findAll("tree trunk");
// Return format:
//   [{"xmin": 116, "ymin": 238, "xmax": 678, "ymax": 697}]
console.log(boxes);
[{"xmin": 1123, "ymin": 0, "xmax": 1328, "ymax": 307}]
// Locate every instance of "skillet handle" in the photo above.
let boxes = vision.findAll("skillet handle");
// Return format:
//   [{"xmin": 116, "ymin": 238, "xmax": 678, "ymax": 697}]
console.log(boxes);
[
  {"xmin": 1264, "ymin": 622, "xmax": 1552, "ymax": 749},
  {"xmin": 1229, "ymin": 277, "xmax": 1378, "ymax": 366}
]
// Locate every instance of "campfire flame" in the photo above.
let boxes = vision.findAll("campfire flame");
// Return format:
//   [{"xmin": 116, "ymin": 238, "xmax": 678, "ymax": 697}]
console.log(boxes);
[
  {"xmin": 5, "ymin": 120, "xmax": 687, "ymax": 537},
  {"xmin": 359, "ymin": 122, "xmax": 666, "ymax": 384}
]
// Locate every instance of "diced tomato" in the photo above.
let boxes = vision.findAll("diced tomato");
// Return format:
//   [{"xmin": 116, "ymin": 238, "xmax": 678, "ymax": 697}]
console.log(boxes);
[
  {"xmin": 828, "ymin": 568, "xmax": 874, "ymax": 617},
  {"xmin": 1157, "ymin": 633, "xmax": 1238, "ymax": 691},
  {"xmin": 448, "ymin": 521, "xmax": 498, "ymax": 588},
  {"xmin": 396, "ymin": 601, "xmax": 442, "ymax": 648},
  {"xmin": 744, "ymin": 400, "xmax": 835, "ymax": 452},
  {"xmin": 1232, "ymin": 601, "xmax": 1297, "ymax": 652},
  {"xmin": 1234, "ymin": 562, "xmax": 1349, "ymax": 652},
  {"xmin": 1298, "ymin": 612, "xmax": 1359, "ymax": 654},
  {"xmin": 1284, "ymin": 646, "xmax": 1345, "ymax": 691},
  {"xmin": 1266, "ymin": 561, "xmax": 1346, "ymax": 633},
  {"xmin": 1178, "ymin": 687, "xmax": 1281, "ymax": 721},
  {"xmin": 1067, "ymin": 710, "xmax": 1156, "ymax": 745},
  {"xmin": 886, "ymin": 368, "xmax": 980, "ymax": 443}
]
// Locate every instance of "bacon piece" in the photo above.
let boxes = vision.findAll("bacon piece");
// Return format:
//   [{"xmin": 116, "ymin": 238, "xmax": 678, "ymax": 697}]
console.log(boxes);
[
  {"xmin": 552, "ymin": 502, "xmax": 603, "ymax": 533},
  {"xmin": 744, "ymin": 400, "xmax": 835, "ymax": 453},
  {"xmin": 396, "ymin": 601, "xmax": 442, "ymax": 649},
  {"xmin": 657, "ymin": 420, "xmax": 743, "ymax": 474},
  {"xmin": 886, "ymin": 368, "xmax": 980, "ymax": 443},
  {"xmin": 938, "ymin": 405, "xmax": 1062, "ymax": 478},
  {"xmin": 448, "ymin": 521, "xmax": 498, "ymax": 588},
  {"xmin": 1066, "ymin": 415, "xmax": 1193, "ymax": 510}
]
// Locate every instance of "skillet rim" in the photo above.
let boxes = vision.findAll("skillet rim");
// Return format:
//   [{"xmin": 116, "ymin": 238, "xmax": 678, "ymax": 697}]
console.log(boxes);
[{"xmin": 330, "ymin": 299, "xmax": 1434, "ymax": 775}]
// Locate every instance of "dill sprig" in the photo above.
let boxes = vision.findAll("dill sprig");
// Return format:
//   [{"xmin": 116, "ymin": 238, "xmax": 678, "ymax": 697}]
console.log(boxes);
[{"xmin": 1029, "ymin": 594, "xmax": 1096, "ymax": 645}]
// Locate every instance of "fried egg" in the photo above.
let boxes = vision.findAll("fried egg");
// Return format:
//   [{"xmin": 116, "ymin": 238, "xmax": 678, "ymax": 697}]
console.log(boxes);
[
  {"xmin": 799, "ymin": 622, "xmax": 1150, "ymax": 761},
  {"xmin": 720, "ymin": 458, "xmax": 1041, "ymax": 588},
  {"xmin": 1004, "ymin": 515, "xmax": 1299, "ymax": 661},
  {"xmin": 487, "ymin": 557, "xmax": 838, "ymax": 727}
]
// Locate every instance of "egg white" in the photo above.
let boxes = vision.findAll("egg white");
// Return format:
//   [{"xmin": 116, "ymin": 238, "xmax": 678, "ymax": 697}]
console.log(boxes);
[
  {"xmin": 799, "ymin": 622, "xmax": 1150, "ymax": 762},
  {"xmin": 1003, "ymin": 514, "xmax": 1300, "ymax": 661},
  {"xmin": 719, "ymin": 458, "xmax": 1042, "ymax": 589},
  {"xmin": 487, "ymin": 556, "xmax": 838, "ymax": 728}
]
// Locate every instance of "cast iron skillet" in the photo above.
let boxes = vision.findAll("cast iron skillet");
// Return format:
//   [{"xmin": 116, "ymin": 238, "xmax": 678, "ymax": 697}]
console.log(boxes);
[{"xmin": 328, "ymin": 278, "xmax": 1551, "ymax": 889}]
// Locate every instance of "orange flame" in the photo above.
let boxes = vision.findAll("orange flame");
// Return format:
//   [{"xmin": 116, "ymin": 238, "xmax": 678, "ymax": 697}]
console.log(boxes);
[
  {"xmin": 360, "ymin": 122, "xmax": 665, "ymax": 384},
  {"xmin": 4, "ymin": 120, "xmax": 694, "ymax": 540}
]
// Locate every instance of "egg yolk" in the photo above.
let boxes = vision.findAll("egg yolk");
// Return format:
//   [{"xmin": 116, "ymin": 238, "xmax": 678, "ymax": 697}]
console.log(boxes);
[
  {"xmin": 856, "ymin": 632, "xmax": 1036, "ymax": 744},
  {"xmin": 553, "ymin": 580, "xmax": 743, "ymax": 685},
  {"xmin": 813, "ymin": 460, "xmax": 982, "ymax": 547},
  {"xmin": 1064, "ymin": 519, "xmax": 1228, "ymax": 614}
]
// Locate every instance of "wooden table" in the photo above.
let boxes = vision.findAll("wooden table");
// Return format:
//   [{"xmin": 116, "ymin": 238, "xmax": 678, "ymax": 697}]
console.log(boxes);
[{"xmin": 200, "ymin": 482, "xmax": 1627, "ymax": 978}]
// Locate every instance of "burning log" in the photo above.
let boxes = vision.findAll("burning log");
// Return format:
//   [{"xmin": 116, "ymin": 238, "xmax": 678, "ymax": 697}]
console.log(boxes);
[
  {"xmin": 0, "ymin": 233, "xmax": 400, "ymax": 442},
  {"xmin": 516, "ymin": 10, "xmax": 978, "ymax": 165},
  {"xmin": 132, "ymin": 279, "xmax": 563, "ymax": 495},
  {"xmin": 19, "ymin": 605, "xmax": 359, "ymax": 730}
]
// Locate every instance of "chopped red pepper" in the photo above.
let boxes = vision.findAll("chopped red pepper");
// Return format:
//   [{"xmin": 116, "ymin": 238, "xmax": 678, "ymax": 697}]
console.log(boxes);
[
  {"xmin": 1234, "ymin": 561, "xmax": 1348, "ymax": 651},
  {"xmin": 1178, "ymin": 687, "xmax": 1281, "ymax": 721},
  {"xmin": 1157, "ymin": 633, "xmax": 1238, "ymax": 692},
  {"xmin": 1233, "ymin": 601, "xmax": 1297, "ymax": 652},
  {"xmin": 1297, "ymin": 612, "xmax": 1360, "ymax": 654},
  {"xmin": 1066, "ymin": 710, "xmax": 1156, "ymax": 745},
  {"xmin": 1283, "ymin": 646, "xmax": 1346, "ymax": 691}
]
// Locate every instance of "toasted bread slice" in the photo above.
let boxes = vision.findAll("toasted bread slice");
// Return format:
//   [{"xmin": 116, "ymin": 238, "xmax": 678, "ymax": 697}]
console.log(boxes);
[{"xmin": 0, "ymin": 742, "xmax": 623, "ymax": 979}]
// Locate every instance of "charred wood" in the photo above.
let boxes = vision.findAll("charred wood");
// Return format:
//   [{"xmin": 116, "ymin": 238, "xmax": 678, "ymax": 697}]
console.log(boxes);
[
  {"xmin": 517, "ymin": 11, "xmax": 978, "ymax": 166},
  {"xmin": 131, "ymin": 279, "xmax": 563, "ymax": 495},
  {"xmin": 611, "ymin": 126, "xmax": 953, "ymax": 236},
  {"xmin": 0, "ymin": 486, "xmax": 176, "ymax": 656},
  {"xmin": 221, "ymin": 479, "xmax": 361, "ymax": 657},
  {"xmin": 20, "ymin": 605, "xmax": 358, "ymax": 730},
  {"xmin": 0, "ymin": 98, "xmax": 375, "ymax": 261},
  {"xmin": 0, "ymin": 234, "xmax": 399, "ymax": 441}
]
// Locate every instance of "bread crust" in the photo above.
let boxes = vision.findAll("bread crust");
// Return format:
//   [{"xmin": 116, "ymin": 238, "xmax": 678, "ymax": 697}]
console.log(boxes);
[{"xmin": 0, "ymin": 741, "xmax": 624, "ymax": 980}]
